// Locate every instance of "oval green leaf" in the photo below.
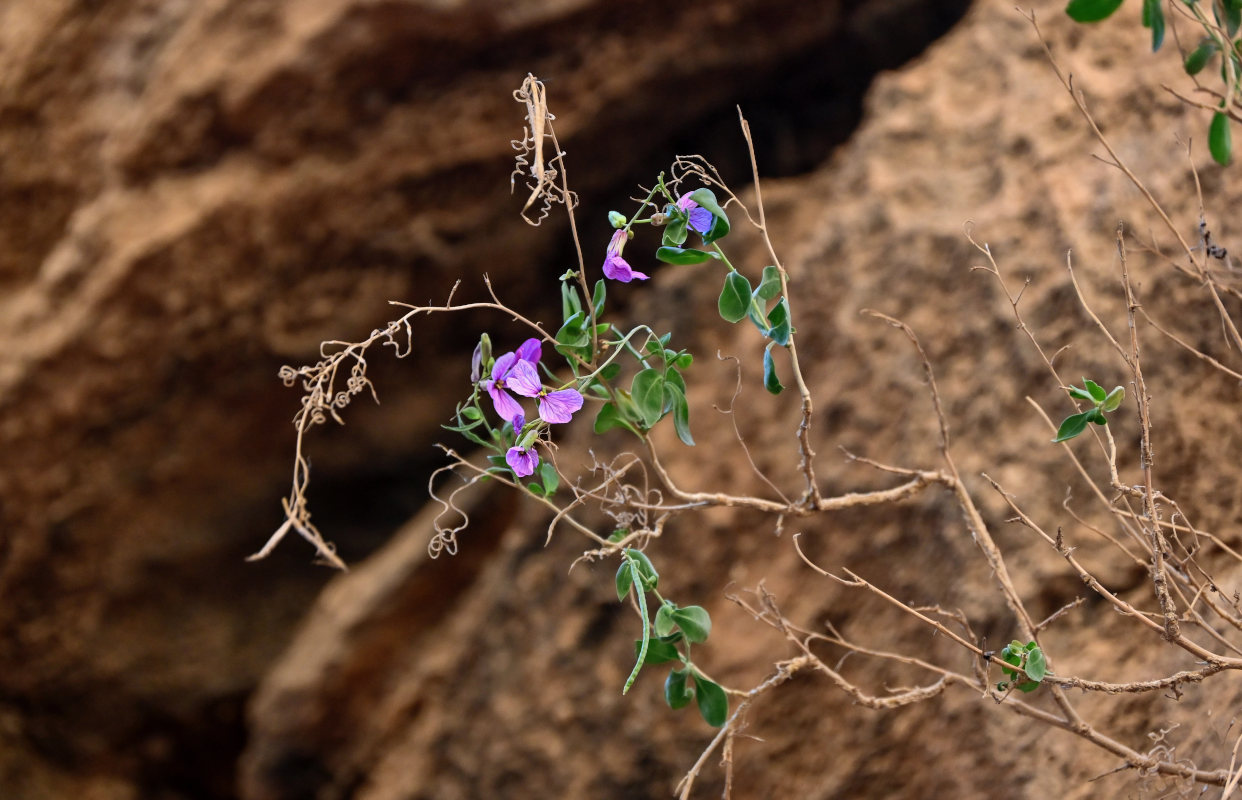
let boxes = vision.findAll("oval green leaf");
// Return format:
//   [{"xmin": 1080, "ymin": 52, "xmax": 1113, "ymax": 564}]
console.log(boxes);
[
  {"xmin": 671, "ymin": 605, "xmax": 711, "ymax": 643},
  {"xmin": 718, "ymin": 272, "xmax": 752, "ymax": 323},
  {"xmin": 655, "ymin": 602, "xmax": 677, "ymax": 637},
  {"xmin": 1025, "ymin": 646, "xmax": 1047, "ymax": 683},
  {"xmin": 662, "ymin": 217, "xmax": 688, "ymax": 247},
  {"xmin": 631, "ymin": 368, "xmax": 666, "ymax": 428},
  {"xmin": 1210, "ymin": 111, "xmax": 1232, "ymax": 167},
  {"xmin": 665, "ymin": 668, "xmax": 694, "ymax": 710},
  {"xmin": 763, "ymin": 342, "xmax": 784, "ymax": 395},
  {"xmin": 768, "ymin": 298, "xmax": 792, "ymax": 346},
  {"xmin": 1102, "ymin": 385, "xmax": 1125, "ymax": 412},
  {"xmin": 754, "ymin": 266, "xmax": 783, "ymax": 300},
  {"xmin": 1053, "ymin": 411, "xmax": 1091, "ymax": 442},
  {"xmin": 1185, "ymin": 39, "xmax": 1218, "ymax": 75},
  {"xmin": 625, "ymin": 548, "xmax": 659, "ymax": 590},
  {"xmin": 656, "ymin": 246, "xmax": 718, "ymax": 265},
  {"xmin": 1082, "ymin": 378, "xmax": 1107, "ymax": 403},
  {"xmin": 1141, "ymin": 0, "xmax": 1164, "ymax": 51},
  {"xmin": 592, "ymin": 278, "xmax": 606, "ymax": 317},
  {"xmin": 615, "ymin": 561, "xmax": 634, "ymax": 601},
  {"xmin": 1065, "ymin": 0, "xmax": 1124, "ymax": 22},
  {"xmin": 694, "ymin": 675, "xmax": 728, "ymax": 727}
]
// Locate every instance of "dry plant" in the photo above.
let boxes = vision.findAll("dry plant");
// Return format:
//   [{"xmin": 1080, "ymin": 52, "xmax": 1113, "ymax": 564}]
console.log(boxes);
[{"xmin": 261, "ymin": 18, "xmax": 1242, "ymax": 796}]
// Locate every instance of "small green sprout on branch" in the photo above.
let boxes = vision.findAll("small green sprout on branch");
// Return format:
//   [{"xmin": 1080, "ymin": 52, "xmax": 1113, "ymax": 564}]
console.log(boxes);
[
  {"xmin": 1066, "ymin": 0, "xmax": 1242, "ymax": 165},
  {"xmin": 1053, "ymin": 378, "xmax": 1125, "ymax": 442},
  {"xmin": 615, "ymin": 547, "xmax": 727, "ymax": 727},
  {"xmin": 996, "ymin": 640, "xmax": 1048, "ymax": 693}
]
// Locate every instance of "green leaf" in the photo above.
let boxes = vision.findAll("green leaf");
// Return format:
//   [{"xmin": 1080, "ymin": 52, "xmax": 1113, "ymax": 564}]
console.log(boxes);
[
  {"xmin": 1053, "ymin": 411, "xmax": 1092, "ymax": 442},
  {"xmin": 561, "ymin": 281, "xmax": 582, "ymax": 324},
  {"xmin": 1103, "ymin": 385, "xmax": 1125, "ymax": 412},
  {"xmin": 1141, "ymin": 0, "xmax": 1164, "ymax": 50},
  {"xmin": 626, "ymin": 549, "xmax": 659, "ymax": 590},
  {"xmin": 1185, "ymin": 38, "xmax": 1218, "ymax": 75},
  {"xmin": 460, "ymin": 406, "xmax": 483, "ymax": 421},
  {"xmin": 615, "ymin": 561, "xmax": 634, "ymax": 601},
  {"xmin": 675, "ymin": 352, "xmax": 693, "ymax": 369},
  {"xmin": 768, "ymin": 298, "xmax": 791, "ymax": 346},
  {"xmin": 763, "ymin": 342, "xmax": 784, "ymax": 395},
  {"xmin": 671, "ymin": 606, "xmax": 712, "ymax": 643},
  {"xmin": 631, "ymin": 368, "xmax": 666, "ymax": 428},
  {"xmin": 688, "ymin": 188, "xmax": 730, "ymax": 243},
  {"xmin": 555, "ymin": 311, "xmax": 590, "ymax": 358},
  {"xmin": 694, "ymin": 675, "xmax": 728, "ymax": 727},
  {"xmin": 1210, "ymin": 111, "xmax": 1232, "ymax": 167},
  {"xmin": 655, "ymin": 246, "xmax": 718, "ymax": 265},
  {"xmin": 592, "ymin": 279, "xmax": 606, "ymax": 317},
  {"xmin": 594, "ymin": 401, "xmax": 641, "ymax": 437},
  {"xmin": 1222, "ymin": 0, "xmax": 1242, "ymax": 34},
  {"xmin": 654, "ymin": 603, "xmax": 677, "ymax": 637},
  {"xmin": 718, "ymin": 272, "xmax": 752, "ymax": 323},
  {"xmin": 538, "ymin": 461, "xmax": 559, "ymax": 495},
  {"xmin": 636, "ymin": 637, "xmax": 680, "ymax": 665},
  {"xmin": 669, "ymin": 384, "xmax": 694, "ymax": 446},
  {"xmin": 665, "ymin": 668, "xmax": 694, "ymax": 710},
  {"xmin": 747, "ymin": 299, "xmax": 770, "ymax": 333},
  {"xmin": 1082, "ymin": 378, "xmax": 1107, "ymax": 403},
  {"xmin": 526, "ymin": 481, "xmax": 544, "ymax": 496},
  {"xmin": 1067, "ymin": 386, "xmax": 1095, "ymax": 402},
  {"xmin": 1065, "ymin": 0, "xmax": 1124, "ymax": 22},
  {"xmin": 662, "ymin": 217, "xmax": 688, "ymax": 247},
  {"xmin": 1025, "ymin": 646, "xmax": 1047, "ymax": 683},
  {"xmin": 754, "ymin": 266, "xmax": 783, "ymax": 301},
  {"xmin": 1089, "ymin": 408, "xmax": 1108, "ymax": 425},
  {"xmin": 1017, "ymin": 680, "xmax": 1041, "ymax": 693}
]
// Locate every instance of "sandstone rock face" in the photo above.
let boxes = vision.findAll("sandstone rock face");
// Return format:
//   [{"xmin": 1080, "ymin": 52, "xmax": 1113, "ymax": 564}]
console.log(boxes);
[
  {"xmin": 0, "ymin": 0, "xmax": 974, "ymax": 797},
  {"xmin": 6, "ymin": 0, "xmax": 1240, "ymax": 797}
]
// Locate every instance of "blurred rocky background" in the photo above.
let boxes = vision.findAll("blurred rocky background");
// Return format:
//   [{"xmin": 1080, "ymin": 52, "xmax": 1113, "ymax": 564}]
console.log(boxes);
[{"xmin": 4, "ymin": 0, "xmax": 1241, "ymax": 797}]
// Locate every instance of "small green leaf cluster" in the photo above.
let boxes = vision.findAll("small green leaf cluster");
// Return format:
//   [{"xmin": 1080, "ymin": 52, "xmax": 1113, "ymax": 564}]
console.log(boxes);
[
  {"xmin": 1053, "ymin": 378, "xmax": 1124, "ymax": 442},
  {"xmin": 554, "ymin": 274, "xmax": 608, "ymax": 362},
  {"xmin": 718, "ymin": 264, "xmax": 793, "ymax": 396},
  {"xmin": 996, "ymin": 640, "xmax": 1048, "ymax": 693},
  {"xmin": 591, "ymin": 333, "xmax": 695, "ymax": 446},
  {"xmin": 655, "ymin": 187, "xmax": 731, "ymax": 265},
  {"xmin": 615, "ymin": 550, "xmax": 728, "ymax": 727},
  {"xmin": 1066, "ymin": 0, "xmax": 1241, "ymax": 165}
]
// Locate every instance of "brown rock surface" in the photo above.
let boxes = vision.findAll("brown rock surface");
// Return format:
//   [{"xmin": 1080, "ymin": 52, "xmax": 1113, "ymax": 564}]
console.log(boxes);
[{"xmin": 5, "ymin": 0, "xmax": 1242, "ymax": 798}]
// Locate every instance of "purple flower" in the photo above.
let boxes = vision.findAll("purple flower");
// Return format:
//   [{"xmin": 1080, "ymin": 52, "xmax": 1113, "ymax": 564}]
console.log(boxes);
[
  {"xmin": 676, "ymin": 194, "xmax": 714, "ymax": 235},
  {"xmin": 506, "ymin": 444, "xmax": 539, "ymax": 477},
  {"xmin": 506, "ymin": 364, "xmax": 585, "ymax": 424},
  {"xmin": 602, "ymin": 229, "xmax": 649, "ymax": 283},
  {"xmin": 479, "ymin": 338, "xmax": 542, "ymax": 422}
]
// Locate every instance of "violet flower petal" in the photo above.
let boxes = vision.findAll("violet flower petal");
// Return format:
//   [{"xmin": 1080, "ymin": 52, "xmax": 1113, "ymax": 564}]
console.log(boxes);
[
  {"xmin": 539, "ymin": 389, "xmax": 584, "ymax": 424},
  {"xmin": 488, "ymin": 385, "xmax": 524, "ymax": 422},
  {"xmin": 506, "ymin": 360, "xmax": 543, "ymax": 397},
  {"xmin": 516, "ymin": 338, "xmax": 542, "ymax": 364},
  {"xmin": 491, "ymin": 351, "xmax": 517, "ymax": 381},
  {"xmin": 687, "ymin": 206, "xmax": 714, "ymax": 235},
  {"xmin": 506, "ymin": 446, "xmax": 539, "ymax": 477}
]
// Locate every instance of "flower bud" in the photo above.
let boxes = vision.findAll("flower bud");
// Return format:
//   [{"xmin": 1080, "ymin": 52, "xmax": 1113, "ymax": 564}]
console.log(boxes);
[
  {"xmin": 471, "ymin": 334, "xmax": 492, "ymax": 383},
  {"xmin": 608, "ymin": 211, "xmax": 627, "ymax": 229}
]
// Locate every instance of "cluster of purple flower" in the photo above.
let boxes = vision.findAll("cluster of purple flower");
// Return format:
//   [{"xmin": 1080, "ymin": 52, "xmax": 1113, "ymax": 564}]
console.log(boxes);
[
  {"xmin": 479, "ymin": 338, "xmax": 584, "ymax": 477},
  {"xmin": 602, "ymin": 195, "xmax": 712, "ymax": 283}
]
